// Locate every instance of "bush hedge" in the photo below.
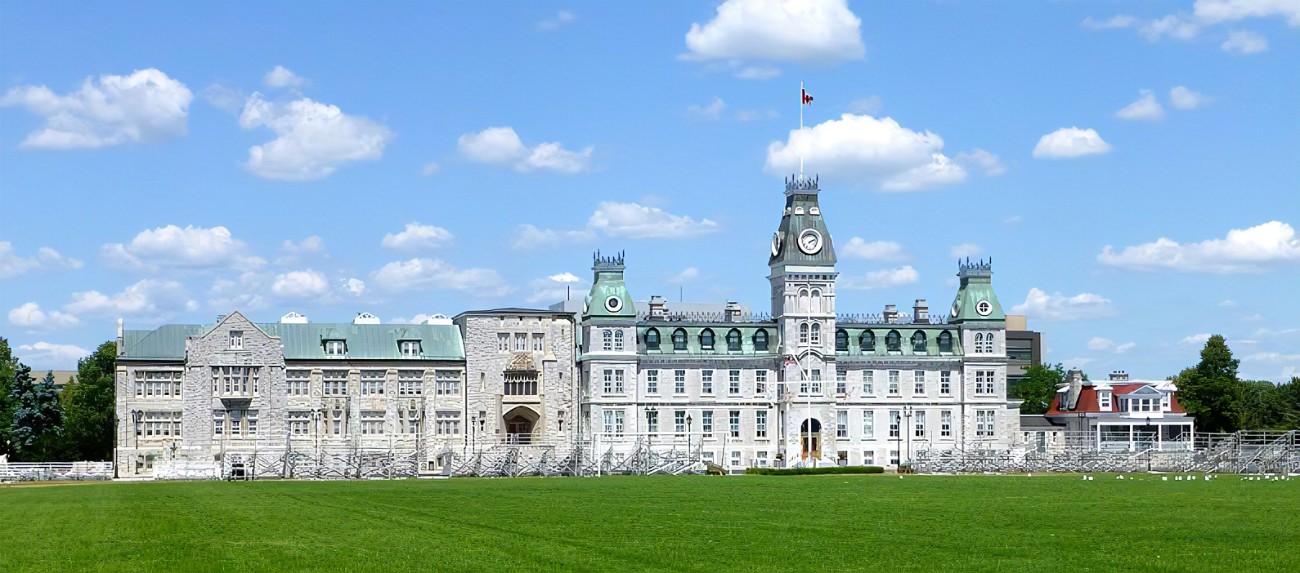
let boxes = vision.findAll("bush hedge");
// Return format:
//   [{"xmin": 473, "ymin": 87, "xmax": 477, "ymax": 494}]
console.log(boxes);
[{"xmin": 745, "ymin": 465, "xmax": 885, "ymax": 476}]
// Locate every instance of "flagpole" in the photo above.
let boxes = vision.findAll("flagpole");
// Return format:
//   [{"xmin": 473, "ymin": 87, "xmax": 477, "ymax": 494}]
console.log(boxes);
[{"xmin": 799, "ymin": 81, "xmax": 804, "ymax": 181}]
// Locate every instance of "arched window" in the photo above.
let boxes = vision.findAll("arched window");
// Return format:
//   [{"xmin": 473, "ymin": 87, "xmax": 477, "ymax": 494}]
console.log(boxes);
[
  {"xmin": 983, "ymin": 332, "xmax": 995, "ymax": 353},
  {"xmin": 799, "ymin": 323, "xmax": 810, "ymax": 344},
  {"xmin": 810, "ymin": 323, "xmax": 821, "ymax": 346},
  {"xmin": 860, "ymin": 331, "xmax": 876, "ymax": 353},
  {"xmin": 798, "ymin": 289, "xmax": 810, "ymax": 313},
  {"xmin": 886, "ymin": 330, "xmax": 901, "ymax": 352},
  {"xmin": 614, "ymin": 330, "xmax": 625, "ymax": 351},
  {"xmin": 727, "ymin": 329, "xmax": 742, "ymax": 352},
  {"xmin": 602, "ymin": 330, "xmax": 613, "ymax": 351},
  {"xmin": 912, "ymin": 331, "xmax": 927, "ymax": 353},
  {"xmin": 835, "ymin": 329, "xmax": 849, "ymax": 352},
  {"xmin": 645, "ymin": 328, "xmax": 661, "ymax": 351},
  {"xmin": 700, "ymin": 328, "xmax": 715, "ymax": 350},
  {"xmin": 753, "ymin": 329, "xmax": 769, "ymax": 351},
  {"xmin": 938, "ymin": 330, "xmax": 953, "ymax": 353},
  {"xmin": 672, "ymin": 328, "xmax": 687, "ymax": 351},
  {"xmin": 811, "ymin": 289, "xmax": 822, "ymax": 314}
]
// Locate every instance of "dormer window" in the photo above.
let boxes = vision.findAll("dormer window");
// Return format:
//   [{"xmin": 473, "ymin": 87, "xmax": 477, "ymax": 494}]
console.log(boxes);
[
  {"xmin": 726, "ymin": 329, "xmax": 742, "ymax": 352},
  {"xmin": 860, "ymin": 331, "xmax": 875, "ymax": 353},
  {"xmin": 886, "ymin": 330, "xmax": 901, "ymax": 352},
  {"xmin": 700, "ymin": 329, "xmax": 715, "ymax": 350},
  {"xmin": 399, "ymin": 340, "xmax": 421, "ymax": 358},
  {"xmin": 912, "ymin": 331, "xmax": 927, "ymax": 353},
  {"xmin": 835, "ymin": 329, "xmax": 848, "ymax": 352},
  {"xmin": 938, "ymin": 331, "xmax": 953, "ymax": 353},
  {"xmin": 672, "ymin": 328, "xmax": 687, "ymax": 351},
  {"xmin": 753, "ymin": 329, "xmax": 769, "ymax": 351},
  {"xmin": 230, "ymin": 330, "xmax": 243, "ymax": 350},
  {"xmin": 1098, "ymin": 391, "xmax": 1112, "ymax": 410},
  {"xmin": 324, "ymin": 339, "xmax": 346, "ymax": 356},
  {"xmin": 645, "ymin": 328, "xmax": 661, "ymax": 351}
]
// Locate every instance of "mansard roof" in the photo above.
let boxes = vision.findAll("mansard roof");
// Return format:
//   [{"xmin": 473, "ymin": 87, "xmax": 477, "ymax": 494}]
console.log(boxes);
[{"xmin": 120, "ymin": 319, "xmax": 464, "ymax": 361}]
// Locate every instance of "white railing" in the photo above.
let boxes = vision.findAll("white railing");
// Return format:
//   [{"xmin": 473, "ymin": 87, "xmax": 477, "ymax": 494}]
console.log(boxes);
[{"xmin": 0, "ymin": 462, "xmax": 114, "ymax": 481}]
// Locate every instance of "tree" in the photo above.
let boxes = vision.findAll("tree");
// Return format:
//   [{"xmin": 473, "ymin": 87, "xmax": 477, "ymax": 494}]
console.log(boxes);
[
  {"xmin": 60, "ymin": 341, "xmax": 117, "ymax": 461},
  {"xmin": 1176, "ymin": 335, "xmax": 1244, "ymax": 433},
  {"xmin": 1237, "ymin": 380, "xmax": 1297, "ymax": 431},
  {"xmin": 10, "ymin": 367, "xmax": 65, "ymax": 461},
  {"xmin": 0, "ymin": 337, "xmax": 18, "ymax": 458},
  {"xmin": 1017, "ymin": 363, "xmax": 1065, "ymax": 415}
]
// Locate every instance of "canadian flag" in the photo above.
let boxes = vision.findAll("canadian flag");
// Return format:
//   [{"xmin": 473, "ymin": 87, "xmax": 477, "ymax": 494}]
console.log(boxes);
[{"xmin": 801, "ymin": 88, "xmax": 814, "ymax": 105}]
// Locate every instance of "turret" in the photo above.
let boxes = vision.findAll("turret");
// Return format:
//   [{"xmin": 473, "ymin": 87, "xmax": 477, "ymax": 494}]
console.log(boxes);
[
  {"xmin": 582, "ymin": 250, "xmax": 636, "ymax": 323},
  {"xmin": 948, "ymin": 258, "xmax": 1005, "ymax": 324}
]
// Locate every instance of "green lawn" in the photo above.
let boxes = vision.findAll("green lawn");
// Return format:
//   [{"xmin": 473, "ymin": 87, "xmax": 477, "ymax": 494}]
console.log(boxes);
[{"xmin": 2, "ymin": 474, "xmax": 1297, "ymax": 572}]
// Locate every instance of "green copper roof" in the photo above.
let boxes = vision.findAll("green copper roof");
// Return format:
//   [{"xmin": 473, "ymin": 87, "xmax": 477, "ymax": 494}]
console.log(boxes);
[
  {"xmin": 120, "ymin": 320, "xmax": 464, "ymax": 361},
  {"xmin": 948, "ymin": 259, "xmax": 1006, "ymax": 324},
  {"xmin": 583, "ymin": 250, "xmax": 637, "ymax": 322},
  {"xmin": 769, "ymin": 176, "xmax": 837, "ymax": 268}
]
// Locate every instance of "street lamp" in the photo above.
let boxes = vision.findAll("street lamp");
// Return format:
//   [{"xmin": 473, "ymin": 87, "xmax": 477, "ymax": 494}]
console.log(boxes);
[
  {"xmin": 686, "ymin": 414, "xmax": 693, "ymax": 461},
  {"xmin": 130, "ymin": 410, "xmax": 143, "ymax": 476},
  {"xmin": 645, "ymin": 405, "xmax": 657, "ymax": 475},
  {"xmin": 902, "ymin": 406, "xmax": 914, "ymax": 466}
]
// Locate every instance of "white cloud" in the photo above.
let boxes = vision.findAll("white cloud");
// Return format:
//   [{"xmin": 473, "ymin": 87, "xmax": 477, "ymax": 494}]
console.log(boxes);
[
  {"xmin": 1115, "ymin": 342, "xmax": 1137, "ymax": 354},
  {"xmin": 239, "ymin": 92, "xmax": 393, "ymax": 181},
  {"xmin": 1194, "ymin": 0, "xmax": 1300, "ymax": 26},
  {"xmin": 8, "ymin": 302, "xmax": 79, "ymax": 329},
  {"xmin": 765, "ymin": 113, "xmax": 967, "ymax": 191},
  {"xmin": 847, "ymin": 96, "xmax": 883, "ymax": 115},
  {"xmin": 1115, "ymin": 89, "xmax": 1166, "ymax": 121},
  {"xmin": 18, "ymin": 342, "xmax": 90, "ymax": 366},
  {"xmin": 1012, "ymin": 288, "xmax": 1116, "ymax": 320},
  {"xmin": 201, "ymin": 84, "xmax": 244, "ymax": 113},
  {"xmin": 841, "ymin": 238, "xmax": 907, "ymax": 261},
  {"xmin": 263, "ymin": 65, "xmax": 305, "ymax": 89},
  {"xmin": 1170, "ymin": 86, "xmax": 1212, "ymax": 110},
  {"xmin": 1004, "ymin": 215, "xmax": 1023, "ymax": 225},
  {"xmin": 1033, "ymin": 127, "xmax": 1113, "ymax": 159},
  {"xmin": 733, "ymin": 108, "xmax": 777, "ymax": 122},
  {"xmin": 684, "ymin": 0, "xmax": 865, "ymax": 66},
  {"xmin": 549, "ymin": 272, "xmax": 581, "ymax": 283},
  {"xmin": 65, "ymin": 279, "xmax": 197, "ymax": 318},
  {"xmin": 344, "ymin": 278, "xmax": 366, "ymax": 297},
  {"xmin": 457, "ymin": 126, "xmax": 592, "ymax": 174},
  {"xmin": 1098, "ymin": 221, "xmax": 1300, "ymax": 273},
  {"xmin": 0, "ymin": 68, "xmax": 192, "ymax": 149},
  {"xmin": 1245, "ymin": 351, "xmax": 1300, "ymax": 363},
  {"xmin": 538, "ymin": 10, "xmax": 576, "ymax": 31},
  {"xmin": 208, "ymin": 272, "xmax": 269, "ymax": 311},
  {"xmin": 371, "ymin": 258, "xmax": 511, "ymax": 296},
  {"xmin": 271, "ymin": 269, "xmax": 330, "ymax": 300},
  {"xmin": 1219, "ymin": 299, "xmax": 1237, "ymax": 307},
  {"xmin": 1082, "ymin": 15, "xmax": 1139, "ymax": 29},
  {"xmin": 587, "ymin": 202, "xmax": 720, "ymax": 239},
  {"xmin": 1062, "ymin": 357, "xmax": 1095, "ymax": 370},
  {"xmin": 956, "ymin": 148, "xmax": 1005, "ymax": 176},
  {"xmin": 525, "ymin": 274, "xmax": 587, "ymax": 304},
  {"xmin": 735, "ymin": 65, "xmax": 781, "ymax": 80},
  {"xmin": 950, "ymin": 243, "xmax": 983, "ymax": 258},
  {"xmin": 840, "ymin": 266, "xmax": 920, "ymax": 290},
  {"xmin": 1140, "ymin": 14, "xmax": 1202, "ymax": 41},
  {"xmin": 1221, "ymin": 29, "xmax": 1269, "ymax": 53},
  {"xmin": 669, "ymin": 267, "xmax": 700, "ymax": 283},
  {"xmin": 511, "ymin": 224, "xmax": 597, "ymax": 251},
  {"xmin": 102, "ymin": 225, "xmax": 265, "ymax": 271},
  {"xmin": 381, "ymin": 223, "xmax": 454, "ymax": 251},
  {"xmin": 688, "ymin": 96, "xmax": 727, "ymax": 120},
  {"xmin": 420, "ymin": 162, "xmax": 440, "ymax": 176},
  {"xmin": 1089, "ymin": 337, "xmax": 1136, "ymax": 354},
  {"xmin": 1181, "ymin": 333, "xmax": 1213, "ymax": 345},
  {"xmin": 0, "ymin": 242, "xmax": 82, "ymax": 279},
  {"xmin": 277, "ymin": 236, "xmax": 327, "ymax": 265}
]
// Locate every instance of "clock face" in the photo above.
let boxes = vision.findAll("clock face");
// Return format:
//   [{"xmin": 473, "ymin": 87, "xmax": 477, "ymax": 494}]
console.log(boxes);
[
  {"xmin": 771, "ymin": 232, "xmax": 783, "ymax": 257},
  {"xmin": 797, "ymin": 229, "xmax": 823, "ymax": 255},
  {"xmin": 976, "ymin": 300, "xmax": 992, "ymax": 316},
  {"xmin": 604, "ymin": 295, "xmax": 624, "ymax": 313}
]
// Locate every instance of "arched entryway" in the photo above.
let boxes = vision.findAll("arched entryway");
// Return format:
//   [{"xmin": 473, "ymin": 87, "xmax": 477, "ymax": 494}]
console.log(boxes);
[
  {"xmin": 800, "ymin": 418, "xmax": 822, "ymax": 460},
  {"xmin": 503, "ymin": 406, "xmax": 540, "ymax": 445}
]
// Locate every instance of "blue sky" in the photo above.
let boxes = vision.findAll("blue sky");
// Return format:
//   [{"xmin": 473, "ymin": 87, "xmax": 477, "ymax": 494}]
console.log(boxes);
[{"xmin": 1, "ymin": 0, "xmax": 1297, "ymax": 381}]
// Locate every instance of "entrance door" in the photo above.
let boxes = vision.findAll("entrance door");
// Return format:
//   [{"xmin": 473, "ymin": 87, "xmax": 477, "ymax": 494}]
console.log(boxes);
[
  {"xmin": 505, "ymin": 415, "xmax": 534, "ymax": 444},
  {"xmin": 800, "ymin": 419, "xmax": 822, "ymax": 460}
]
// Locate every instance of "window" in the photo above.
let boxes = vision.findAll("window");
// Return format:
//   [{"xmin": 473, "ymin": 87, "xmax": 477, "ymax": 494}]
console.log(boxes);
[
  {"xmin": 731, "ymin": 450, "xmax": 742, "ymax": 467},
  {"xmin": 497, "ymin": 333, "xmax": 509, "ymax": 352},
  {"xmin": 435, "ymin": 370, "xmax": 460, "ymax": 396},
  {"xmin": 287, "ymin": 369, "xmax": 309, "ymax": 396},
  {"xmin": 811, "ymin": 369, "xmax": 822, "ymax": 395},
  {"xmin": 399, "ymin": 340, "xmax": 421, "ymax": 358},
  {"xmin": 645, "ymin": 328, "xmax": 660, "ymax": 350},
  {"xmin": 603, "ymin": 369, "xmax": 625, "ymax": 394},
  {"xmin": 674, "ymin": 370, "xmax": 686, "ymax": 394},
  {"xmin": 756, "ymin": 410, "xmax": 768, "ymax": 438},
  {"xmin": 938, "ymin": 331, "xmax": 953, "ymax": 353},
  {"xmin": 330, "ymin": 410, "xmax": 344, "ymax": 436},
  {"xmin": 729, "ymin": 370, "xmax": 741, "ymax": 395},
  {"xmin": 602, "ymin": 330, "xmax": 613, "ymax": 351},
  {"xmin": 672, "ymin": 329, "xmax": 687, "ymax": 351},
  {"xmin": 646, "ymin": 409, "xmax": 659, "ymax": 433},
  {"xmin": 914, "ymin": 411, "xmax": 926, "ymax": 438},
  {"xmin": 862, "ymin": 371, "xmax": 874, "ymax": 395},
  {"xmin": 835, "ymin": 329, "xmax": 849, "ymax": 352},
  {"xmin": 211, "ymin": 366, "xmax": 259, "ymax": 396},
  {"xmin": 217, "ymin": 409, "xmax": 257, "ymax": 437},
  {"xmin": 702, "ymin": 370, "xmax": 713, "ymax": 394},
  {"xmin": 134, "ymin": 371, "xmax": 182, "ymax": 398},
  {"xmin": 324, "ymin": 339, "xmax": 346, "ymax": 356},
  {"xmin": 361, "ymin": 411, "xmax": 385, "ymax": 435},
  {"xmin": 675, "ymin": 411, "xmax": 687, "ymax": 437},
  {"xmin": 975, "ymin": 370, "xmax": 994, "ymax": 395},
  {"xmin": 288, "ymin": 411, "xmax": 310, "ymax": 436},
  {"xmin": 860, "ymin": 331, "xmax": 876, "ymax": 353},
  {"xmin": 360, "ymin": 370, "xmax": 385, "ymax": 395},
  {"xmin": 139, "ymin": 411, "xmax": 182, "ymax": 438},
  {"xmin": 213, "ymin": 410, "xmax": 224, "ymax": 436},
  {"xmin": 941, "ymin": 410, "xmax": 953, "ymax": 438},
  {"xmin": 799, "ymin": 323, "xmax": 809, "ymax": 345},
  {"xmin": 862, "ymin": 411, "xmax": 874, "ymax": 439},
  {"xmin": 503, "ymin": 372, "xmax": 537, "ymax": 395},
  {"xmin": 532, "ymin": 333, "xmax": 545, "ymax": 352},
  {"xmin": 940, "ymin": 371, "xmax": 952, "ymax": 395},
  {"xmin": 700, "ymin": 329, "xmax": 715, "ymax": 350},
  {"xmin": 727, "ymin": 329, "xmax": 742, "ymax": 352},
  {"xmin": 836, "ymin": 370, "xmax": 847, "ymax": 395},
  {"xmin": 886, "ymin": 330, "xmax": 901, "ymax": 352},
  {"xmin": 1098, "ymin": 392, "xmax": 1112, "ymax": 410},
  {"xmin": 435, "ymin": 411, "xmax": 461, "ymax": 435},
  {"xmin": 799, "ymin": 289, "xmax": 810, "ymax": 312},
  {"xmin": 983, "ymin": 332, "xmax": 995, "ymax": 353},
  {"xmin": 836, "ymin": 410, "xmax": 848, "ymax": 438},
  {"xmin": 514, "ymin": 333, "xmax": 527, "ymax": 351},
  {"xmin": 755, "ymin": 371, "xmax": 767, "ymax": 394},
  {"xmin": 913, "ymin": 371, "xmax": 926, "ymax": 395},
  {"xmin": 398, "ymin": 370, "xmax": 423, "ymax": 396},
  {"xmin": 614, "ymin": 330, "xmax": 625, "ymax": 351},
  {"xmin": 912, "ymin": 331, "xmax": 927, "ymax": 353},
  {"xmin": 646, "ymin": 370, "xmax": 659, "ymax": 394},
  {"xmin": 753, "ymin": 330, "xmax": 769, "ymax": 351},
  {"xmin": 323, "ymin": 370, "xmax": 348, "ymax": 395},
  {"xmin": 889, "ymin": 411, "xmax": 900, "ymax": 438},
  {"xmin": 229, "ymin": 330, "xmax": 243, "ymax": 350},
  {"xmin": 403, "ymin": 409, "xmax": 421, "ymax": 434},
  {"xmin": 729, "ymin": 410, "xmax": 741, "ymax": 438},
  {"xmin": 976, "ymin": 410, "xmax": 994, "ymax": 438},
  {"xmin": 702, "ymin": 411, "xmax": 714, "ymax": 436},
  {"xmin": 888, "ymin": 371, "xmax": 900, "ymax": 395},
  {"xmin": 810, "ymin": 323, "xmax": 821, "ymax": 346}
]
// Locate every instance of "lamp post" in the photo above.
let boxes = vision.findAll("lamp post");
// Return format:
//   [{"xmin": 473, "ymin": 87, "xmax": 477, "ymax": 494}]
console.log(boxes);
[
  {"xmin": 686, "ymin": 414, "xmax": 693, "ymax": 462},
  {"xmin": 903, "ymin": 405, "xmax": 914, "ymax": 465},
  {"xmin": 645, "ymin": 405, "xmax": 656, "ymax": 475},
  {"xmin": 131, "ymin": 409, "xmax": 143, "ymax": 475}
]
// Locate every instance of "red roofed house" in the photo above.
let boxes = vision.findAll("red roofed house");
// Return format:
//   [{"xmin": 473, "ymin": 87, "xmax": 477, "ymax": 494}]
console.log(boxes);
[{"xmin": 1047, "ymin": 370, "xmax": 1194, "ymax": 452}]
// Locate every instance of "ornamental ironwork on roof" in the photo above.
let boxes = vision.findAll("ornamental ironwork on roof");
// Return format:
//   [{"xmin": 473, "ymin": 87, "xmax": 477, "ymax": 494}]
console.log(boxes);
[{"xmin": 836, "ymin": 313, "xmax": 950, "ymax": 325}]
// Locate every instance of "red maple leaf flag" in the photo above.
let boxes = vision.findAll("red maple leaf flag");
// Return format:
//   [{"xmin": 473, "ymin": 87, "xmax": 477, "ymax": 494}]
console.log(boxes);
[{"xmin": 801, "ymin": 88, "xmax": 814, "ymax": 105}]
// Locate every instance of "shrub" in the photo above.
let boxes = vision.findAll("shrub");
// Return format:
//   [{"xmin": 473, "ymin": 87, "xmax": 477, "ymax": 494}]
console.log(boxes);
[{"xmin": 745, "ymin": 465, "xmax": 885, "ymax": 476}]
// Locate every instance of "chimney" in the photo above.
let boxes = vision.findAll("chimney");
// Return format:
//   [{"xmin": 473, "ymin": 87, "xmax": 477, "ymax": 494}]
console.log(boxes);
[
  {"xmin": 649, "ymin": 295, "xmax": 667, "ymax": 319},
  {"xmin": 724, "ymin": 301, "xmax": 743, "ymax": 323},
  {"xmin": 912, "ymin": 299, "xmax": 929, "ymax": 323},
  {"xmin": 116, "ymin": 317, "xmax": 124, "ymax": 356},
  {"xmin": 883, "ymin": 304, "xmax": 899, "ymax": 324},
  {"xmin": 1066, "ymin": 369, "xmax": 1085, "ymax": 410},
  {"xmin": 1109, "ymin": 370, "xmax": 1129, "ymax": 381}
]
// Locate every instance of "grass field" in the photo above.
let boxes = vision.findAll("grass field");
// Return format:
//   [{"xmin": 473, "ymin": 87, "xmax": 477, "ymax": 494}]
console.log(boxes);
[{"xmin": 2, "ymin": 474, "xmax": 1297, "ymax": 572}]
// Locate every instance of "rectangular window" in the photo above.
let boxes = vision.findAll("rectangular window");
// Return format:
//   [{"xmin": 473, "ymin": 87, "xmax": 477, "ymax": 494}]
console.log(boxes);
[
  {"xmin": 134, "ymin": 371, "xmax": 182, "ymax": 398},
  {"xmin": 399, "ymin": 340, "xmax": 421, "ymax": 358},
  {"xmin": 755, "ymin": 371, "xmax": 767, "ymax": 395},
  {"xmin": 361, "ymin": 411, "xmax": 385, "ymax": 435},
  {"xmin": 702, "ymin": 370, "xmax": 713, "ymax": 395},
  {"xmin": 731, "ymin": 450, "xmax": 742, "ymax": 466},
  {"xmin": 360, "ymin": 370, "xmax": 385, "ymax": 396},
  {"xmin": 323, "ymin": 370, "xmax": 348, "ymax": 396},
  {"xmin": 862, "ymin": 371, "xmax": 874, "ymax": 396},
  {"xmin": 247, "ymin": 410, "xmax": 258, "ymax": 436},
  {"xmin": 729, "ymin": 410, "xmax": 740, "ymax": 438},
  {"xmin": 675, "ymin": 410, "xmax": 687, "ymax": 437},
  {"xmin": 404, "ymin": 410, "xmax": 421, "ymax": 434},
  {"xmin": 603, "ymin": 369, "xmax": 624, "ymax": 394},
  {"xmin": 836, "ymin": 369, "xmax": 847, "ymax": 395},
  {"xmin": 940, "ymin": 371, "xmax": 951, "ymax": 395},
  {"xmin": 532, "ymin": 333, "xmax": 545, "ymax": 352},
  {"xmin": 913, "ymin": 370, "xmax": 925, "ymax": 395},
  {"xmin": 976, "ymin": 370, "xmax": 994, "ymax": 395},
  {"xmin": 862, "ymin": 410, "xmax": 874, "ymax": 439},
  {"xmin": 288, "ymin": 411, "xmax": 310, "ymax": 436},
  {"xmin": 398, "ymin": 370, "xmax": 423, "ymax": 396},
  {"xmin": 514, "ymin": 333, "xmax": 527, "ymax": 352},
  {"xmin": 646, "ymin": 410, "xmax": 659, "ymax": 434},
  {"xmin": 646, "ymin": 370, "xmax": 659, "ymax": 394},
  {"xmin": 674, "ymin": 370, "xmax": 686, "ymax": 394},
  {"xmin": 497, "ymin": 333, "xmax": 510, "ymax": 352},
  {"xmin": 914, "ymin": 411, "xmax": 926, "ymax": 438},
  {"xmin": 286, "ymin": 369, "xmax": 309, "ymax": 396},
  {"xmin": 976, "ymin": 410, "xmax": 995, "ymax": 438},
  {"xmin": 503, "ymin": 373, "xmax": 537, "ymax": 395},
  {"xmin": 756, "ymin": 410, "xmax": 767, "ymax": 438},
  {"xmin": 435, "ymin": 410, "xmax": 461, "ymax": 435},
  {"xmin": 702, "ymin": 411, "xmax": 714, "ymax": 436},
  {"xmin": 229, "ymin": 330, "xmax": 243, "ymax": 350},
  {"xmin": 331, "ymin": 410, "xmax": 344, "ymax": 436},
  {"xmin": 888, "ymin": 371, "xmax": 900, "ymax": 395},
  {"xmin": 836, "ymin": 410, "xmax": 848, "ymax": 438},
  {"xmin": 1099, "ymin": 393, "xmax": 1111, "ymax": 410},
  {"xmin": 140, "ymin": 411, "xmax": 182, "ymax": 437},
  {"xmin": 889, "ymin": 410, "xmax": 900, "ymax": 438},
  {"xmin": 941, "ymin": 410, "xmax": 953, "ymax": 438},
  {"xmin": 811, "ymin": 369, "xmax": 822, "ymax": 395},
  {"xmin": 325, "ymin": 340, "xmax": 346, "ymax": 356},
  {"xmin": 435, "ymin": 370, "xmax": 460, "ymax": 396},
  {"xmin": 213, "ymin": 410, "xmax": 224, "ymax": 436},
  {"xmin": 211, "ymin": 366, "xmax": 259, "ymax": 396},
  {"xmin": 729, "ymin": 370, "xmax": 740, "ymax": 395}
]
